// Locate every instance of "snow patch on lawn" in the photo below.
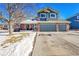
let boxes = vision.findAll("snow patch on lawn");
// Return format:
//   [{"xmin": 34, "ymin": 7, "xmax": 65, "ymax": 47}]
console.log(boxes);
[{"xmin": 0, "ymin": 32, "xmax": 36, "ymax": 56}]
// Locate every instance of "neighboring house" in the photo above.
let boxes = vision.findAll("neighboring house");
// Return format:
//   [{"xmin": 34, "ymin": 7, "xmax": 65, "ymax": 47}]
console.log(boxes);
[
  {"xmin": 37, "ymin": 8, "xmax": 58, "ymax": 21},
  {"xmin": 67, "ymin": 13, "xmax": 79, "ymax": 29},
  {"xmin": 0, "ymin": 22, "xmax": 8, "ymax": 30}
]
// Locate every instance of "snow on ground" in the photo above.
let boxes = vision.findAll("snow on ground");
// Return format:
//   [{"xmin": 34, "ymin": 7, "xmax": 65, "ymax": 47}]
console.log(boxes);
[{"xmin": 0, "ymin": 32, "xmax": 36, "ymax": 56}]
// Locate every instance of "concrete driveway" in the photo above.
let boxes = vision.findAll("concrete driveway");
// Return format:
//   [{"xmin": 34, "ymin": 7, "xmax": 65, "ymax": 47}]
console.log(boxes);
[{"xmin": 32, "ymin": 32, "xmax": 79, "ymax": 56}]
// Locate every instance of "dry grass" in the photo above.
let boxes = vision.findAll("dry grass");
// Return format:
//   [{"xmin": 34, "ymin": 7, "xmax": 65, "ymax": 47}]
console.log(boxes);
[{"xmin": 0, "ymin": 33, "xmax": 29, "ymax": 48}]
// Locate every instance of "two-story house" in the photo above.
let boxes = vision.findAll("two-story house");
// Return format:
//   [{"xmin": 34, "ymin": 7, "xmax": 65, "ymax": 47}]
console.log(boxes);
[
  {"xmin": 37, "ymin": 8, "xmax": 70, "ymax": 31},
  {"xmin": 20, "ymin": 7, "xmax": 70, "ymax": 32}
]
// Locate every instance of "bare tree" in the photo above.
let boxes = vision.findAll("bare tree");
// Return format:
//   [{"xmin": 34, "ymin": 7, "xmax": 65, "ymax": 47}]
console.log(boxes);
[
  {"xmin": 22, "ymin": 4, "xmax": 37, "ymax": 19},
  {"xmin": 6, "ymin": 3, "xmax": 18, "ymax": 35},
  {"xmin": 6, "ymin": 3, "xmax": 27, "ymax": 35},
  {"xmin": 5, "ymin": 3, "xmax": 37, "ymax": 35}
]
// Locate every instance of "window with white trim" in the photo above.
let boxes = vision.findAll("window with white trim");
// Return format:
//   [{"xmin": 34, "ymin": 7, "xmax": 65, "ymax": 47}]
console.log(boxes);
[
  {"xmin": 40, "ymin": 13, "xmax": 46, "ymax": 18},
  {"xmin": 50, "ymin": 13, "xmax": 56, "ymax": 18},
  {"xmin": 77, "ymin": 16, "xmax": 79, "ymax": 20}
]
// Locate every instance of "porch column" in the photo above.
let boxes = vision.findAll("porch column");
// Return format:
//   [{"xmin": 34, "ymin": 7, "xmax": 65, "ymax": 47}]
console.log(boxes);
[
  {"xmin": 23, "ymin": 24, "xmax": 26, "ymax": 30},
  {"xmin": 56, "ymin": 23, "xmax": 59, "ymax": 32},
  {"xmin": 29, "ymin": 24, "xmax": 32, "ymax": 30},
  {"xmin": 36, "ymin": 23, "xmax": 40, "ymax": 32},
  {"xmin": 66, "ymin": 23, "xmax": 70, "ymax": 32}
]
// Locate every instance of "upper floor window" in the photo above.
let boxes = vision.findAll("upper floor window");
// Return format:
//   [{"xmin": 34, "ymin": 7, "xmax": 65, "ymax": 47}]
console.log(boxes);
[
  {"xmin": 77, "ymin": 16, "xmax": 79, "ymax": 20},
  {"xmin": 50, "ymin": 13, "xmax": 56, "ymax": 18},
  {"xmin": 40, "ymin": 13, "xmax": 46, "ymax": 18},
  {"xmin": 75, "ymin": 16, "xmax": 79, "ymax": 22}
]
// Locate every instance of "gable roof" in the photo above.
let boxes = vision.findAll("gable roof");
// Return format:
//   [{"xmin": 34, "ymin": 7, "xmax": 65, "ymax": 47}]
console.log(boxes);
[
  {"xmin": 67, "ymin": 13, "xmax": 79, "ymax": 20},
  {"xmin": 38, "ymin": 7, "xmax": 58, "ymax": 14}
]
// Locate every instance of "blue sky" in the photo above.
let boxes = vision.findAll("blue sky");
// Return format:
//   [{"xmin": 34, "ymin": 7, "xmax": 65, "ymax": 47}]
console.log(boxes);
[
  {"xmin": 0, "ymin": 3, "xmax": 9, "ymax": 19},
  {"xmin": 0, "ymin": 3, "xmax": 79, "ymax": 20},
  {"xmin": 36, "ymin": 3, "xmax": 79, "ymax": 19}
]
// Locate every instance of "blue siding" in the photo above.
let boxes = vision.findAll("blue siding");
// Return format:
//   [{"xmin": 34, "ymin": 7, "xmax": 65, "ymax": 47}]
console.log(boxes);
[
  {"xmin": 38, "ymin": 13, "xmax": 47, "ymax": 21},
  {"xmin": 68, "ymin": 15, "xmax": 79, "ymax": 29},
  {"xmin": 40, "ymin": 18, "xmax": 47, "ymax": 21}
]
